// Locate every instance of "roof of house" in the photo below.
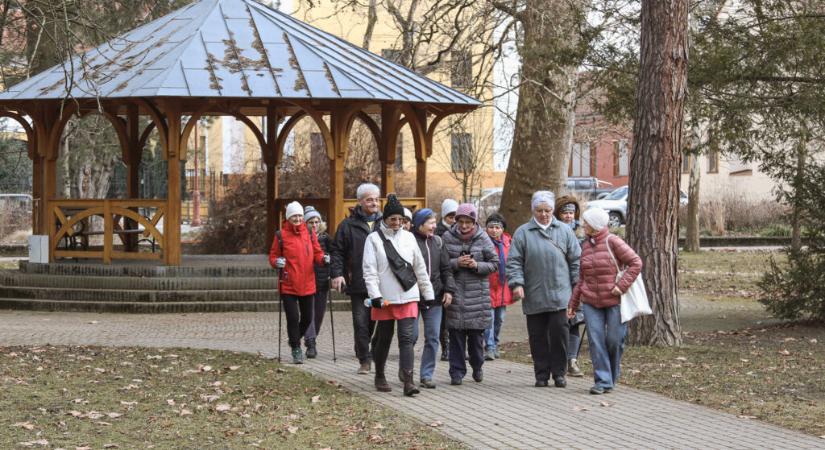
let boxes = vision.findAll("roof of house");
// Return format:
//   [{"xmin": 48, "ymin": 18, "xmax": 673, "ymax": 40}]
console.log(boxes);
[{"xmin": 0, "ymin": 0, "xmax": 479, "ymax": 107}]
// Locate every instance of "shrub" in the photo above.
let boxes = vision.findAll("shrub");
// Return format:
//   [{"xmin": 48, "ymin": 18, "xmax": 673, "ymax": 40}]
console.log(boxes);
[{"xmin": 197, "ymin": 173, "xmax": 267, "ymax": 254}]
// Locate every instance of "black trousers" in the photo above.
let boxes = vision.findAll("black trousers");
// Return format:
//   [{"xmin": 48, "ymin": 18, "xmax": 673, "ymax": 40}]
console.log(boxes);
[
  {"xmin": 526, "ymin": 310, "xmax": 569, "ymax": 382},
  {"xmin": 282, "ymin": 294, "xmax": 314, "ymax": 349},
  {"xmin": 448, "ymin": 328, "xmax": 484, "ymax": 380},
  {"xmin": 350, "ymin": 294, "xmax": 375, "ymax": 363},
  {"xmin": 372, "ymin": 317, "xmax": 416, "ymax": 372},
  {"xmin": 439, "ymin": 312, "xmax": 449, "ymax": 355}
]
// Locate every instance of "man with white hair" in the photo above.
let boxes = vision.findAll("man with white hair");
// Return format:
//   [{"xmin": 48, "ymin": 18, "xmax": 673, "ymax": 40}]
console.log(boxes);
[
  {"xmin": 330, "ymin": 183, "xmax": 383, "ymax": 374},
  {"xmin": 506, "ymin": 190, "xmax": 581, "ymax": 388}
]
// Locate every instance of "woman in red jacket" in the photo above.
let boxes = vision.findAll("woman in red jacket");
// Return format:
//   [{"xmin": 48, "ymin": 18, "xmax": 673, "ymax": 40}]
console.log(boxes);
[
  {"xmin": 270, "ymin": 201, "xmax": 325, "ymax": 364},
  {"xmin": 567, "ymin": 208, "xmax": 642, "ymax": 395},
  {"xmin": 484, "ymin": 213, "xmax": 513, "ymax": 361}
]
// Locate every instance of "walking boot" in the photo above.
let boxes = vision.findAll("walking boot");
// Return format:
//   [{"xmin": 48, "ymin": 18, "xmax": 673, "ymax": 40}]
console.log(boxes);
[
  {"xmin": 305, "ymin": 339, "xmax": 317, "ymax": 359},
  {"xmin": 291, "ymin": 347, "xmax": 303, "ymax": 365},
  {"xmin": 568, "ymin": 358, "xmax": 583, "ymax": 377},
  {"xmin": 484, "ymin": 348, "xmax": 496, "ymax": 361},
  {"xmin": 374, "ymin": 365, "xmax": 391, "ymax": 392},
  {"xmin": 402, "ymin": 369, "xmax": 420, "ymax": 397},
  {"xmin": 357, "ymin": 360, "xmax": 371, "ymax": 375}
]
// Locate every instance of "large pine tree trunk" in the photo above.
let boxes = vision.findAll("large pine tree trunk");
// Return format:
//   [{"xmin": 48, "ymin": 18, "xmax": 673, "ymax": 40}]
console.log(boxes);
[
  {"xmin": 499, "ymin": 0, "xmax": 579, "ymax": 226},
  {"xmin": 626, "ymin": 0, "xmax": 688, "ymax": 346}
]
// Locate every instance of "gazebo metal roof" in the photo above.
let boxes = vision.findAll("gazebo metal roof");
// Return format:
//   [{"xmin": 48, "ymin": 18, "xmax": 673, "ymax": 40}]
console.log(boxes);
[{"xmin": 0, "ymin": 0, "xmax": 479, "ymax": 107}]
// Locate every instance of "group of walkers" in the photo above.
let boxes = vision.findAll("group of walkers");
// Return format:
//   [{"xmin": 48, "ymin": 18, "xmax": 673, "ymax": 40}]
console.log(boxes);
[{"xmin": 269, "ymin": 183, "xmax": 642, "ymax": 396}]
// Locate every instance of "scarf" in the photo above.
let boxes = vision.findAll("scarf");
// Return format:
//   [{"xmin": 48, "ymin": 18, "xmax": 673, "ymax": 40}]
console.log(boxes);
[
  {"xmin": 354, "ymin": 205, "xmax": 381, "ymax": 224},
  {"xmin": 460, "ymin": 224, "xmax": 477, "ymax": 241},
  {"xmin": 491, "ymin": 237, "xmax": 506, "ymax": 284}
]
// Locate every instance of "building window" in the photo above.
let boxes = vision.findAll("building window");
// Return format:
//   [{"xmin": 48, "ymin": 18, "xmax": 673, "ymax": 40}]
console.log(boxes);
[
  {"xmin": 707, "ymin": 150, "xmax": 719, "ymax": 173},
  {"xmin": 613, "ymin": 140, "xmax": 629, "ymax": 177},
  {"xmin": 451, "ymin": 132, "xmax": 473, "ymax": 172},
  {"xmin": 394, "ymin": 133, "xmax": 404, "ymax": 171},
  {"xmin": 569, "ymin": 142, "xmax": 594, "ymax": 177},
  {"xmin": 381, "ymin": 49, "xmax": 402, "ymax": 64},
  {"xmin": 681, "ymin": 153, "xmax": 693, "ymax": 174},
  {"xmin": 451, "ymin": 50, "xmax": 472, "ymax": 89}
]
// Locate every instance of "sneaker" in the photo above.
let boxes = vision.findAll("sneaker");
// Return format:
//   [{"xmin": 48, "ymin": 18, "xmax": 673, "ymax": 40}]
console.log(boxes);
[
  {"xmin": 568, "ymin": 359, "xmax": 583, "ymax": 377},
  {"xmin": 450, "ymin": 378, "xmax": 463, "ymax": 386},
  {"xmin": 484, "ymin": 349, "xmax": 496, "ymax": 361},
  {"xmin": 420, "ymin": 379, "xmax": 437, "ymax": 389},
  {"xmin": 553, "ymin": 376, "xmax": 567, "ymax": 388},
  {"xmin": 534, "ymin": 380, "xmax": 549, "ymax": 387},
  {"xmin": 357, "ymin": 361, "xmax": 371, "ymax": 374},
  {"xmin": 493, "ymin": 348, "xmax": 501, "ymax": 359},
  {"xmin": 305, "ymin": 341, "xmax": 317, "ymax": 359},
  {"xmin": 590, "ymin": 385, "xmax": 605, "ymax": 395},
  {"xmin": 291, "ymin": 347, "xmax": 303, "ymax": 364},
  {"xmin": 604, "ymin": 387, "xmax": 614, "ymax": 394}
]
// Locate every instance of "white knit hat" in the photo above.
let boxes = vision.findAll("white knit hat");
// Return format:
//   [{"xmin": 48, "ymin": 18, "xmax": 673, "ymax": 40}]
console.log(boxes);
[
  {"xmin": 582, "ymin": 208, "xmax": 610, "ymax": 231},
  {"xmin": 441, "ymin": 198, "xmax": 459, "ymax": 217},
  {"xmin": 531, "ymin": 191, "xmax": 555, "ymax": 211},
  {"xmin": 403, "ymin": 208, "xmax": 412, "ymax": 221},
  {"xmin": 285, "ymin": 201, "xmax": 304, "ymax": 220}
]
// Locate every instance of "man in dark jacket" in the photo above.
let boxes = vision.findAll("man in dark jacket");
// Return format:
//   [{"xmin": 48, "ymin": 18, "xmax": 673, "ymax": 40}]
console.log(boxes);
[
  {"xmin": 411, "ymin": 208, "xmax": 456, "ymax": 388},
  {"xmin": 330, "ymin": 183, "xmax": 382, "ymax": 374}
]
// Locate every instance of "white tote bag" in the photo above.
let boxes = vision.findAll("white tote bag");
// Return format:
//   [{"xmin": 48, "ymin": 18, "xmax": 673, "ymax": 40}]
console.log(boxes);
[{"xmin": 606, "ymin": 236, "xmax": 652, "ymax": 323}]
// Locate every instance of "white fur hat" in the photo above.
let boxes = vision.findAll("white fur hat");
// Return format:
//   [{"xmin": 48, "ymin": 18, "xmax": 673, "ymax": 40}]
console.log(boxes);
[
  {"xmin": 285, "ymin": 201, "xmax": 304, "ymax": 220},
  {"xmin": 441, "ymin": 198, "xmax": 459, "ymax": 217},
  {"xmin": 582, "ymin": 208, "xmax": 610, "ymax": 231}
]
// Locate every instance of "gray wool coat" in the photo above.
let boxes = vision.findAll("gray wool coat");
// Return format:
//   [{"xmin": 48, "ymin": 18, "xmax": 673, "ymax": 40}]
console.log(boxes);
[
  {"xmin": 442, "ymin": 225, "xmax": 498, "ymax": 330},
  {"xmin": 506, "ymin": 217, "xmax": 581, "ymax": 315}
]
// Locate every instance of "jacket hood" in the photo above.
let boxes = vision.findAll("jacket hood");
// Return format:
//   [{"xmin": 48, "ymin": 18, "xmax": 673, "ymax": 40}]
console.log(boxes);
[
  {"xmin": 281, "ymin": 220, "xmax": 307, "ymax": 234},
  {"xmin": 554, "ymin": 194, "xmax": 581, "ymax": 221}
]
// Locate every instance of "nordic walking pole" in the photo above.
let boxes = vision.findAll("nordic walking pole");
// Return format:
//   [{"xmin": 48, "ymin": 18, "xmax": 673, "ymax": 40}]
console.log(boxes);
[
  {"xmin": 327, "ymin": 288, "xmax": 337, "ymax": 362},
  {"xmin": 277, "ymin": 270, "xmax": 283, "ymax": 363}
]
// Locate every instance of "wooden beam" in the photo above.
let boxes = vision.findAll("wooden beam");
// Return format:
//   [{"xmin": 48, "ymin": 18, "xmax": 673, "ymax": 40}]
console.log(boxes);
[
  {"xmin": 328, "ymin": 110, "xmax": 351, "ymax": 230},
  {"xmin": 380, "ymin": 104, "xmax": 402, "ymax": 196},
  {"xmin": 160, "ymin": 100, "xmax": 182, "ymax": 266},
  {"xmin": 264, "ymin": 104, "xmax": 278, "ymax": 250}
]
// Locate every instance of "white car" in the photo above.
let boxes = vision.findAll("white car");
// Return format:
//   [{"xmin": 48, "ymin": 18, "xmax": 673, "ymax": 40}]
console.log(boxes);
[{"xmin": 587, "ymin": 186, "xmax": 688, "ymax": 228}]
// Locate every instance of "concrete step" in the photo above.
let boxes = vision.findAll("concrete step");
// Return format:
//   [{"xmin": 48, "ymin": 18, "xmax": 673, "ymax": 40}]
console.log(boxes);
[
  {"xmin": 18, "ymin": 260, "xmax": 275, "ymax": 278},
  {"xmin": 0, "ymin": 271, "xmax": 279, "ymax": 290}
]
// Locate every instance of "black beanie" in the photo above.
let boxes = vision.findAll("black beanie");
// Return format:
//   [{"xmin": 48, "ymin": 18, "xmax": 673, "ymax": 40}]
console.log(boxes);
[
  {"xmin": 485, "ymin": 212, "xmax": 507, "ymax": 230},
  {"xmin": 383, "ymin": 194, "xmax": 404, "ymax": 218}
]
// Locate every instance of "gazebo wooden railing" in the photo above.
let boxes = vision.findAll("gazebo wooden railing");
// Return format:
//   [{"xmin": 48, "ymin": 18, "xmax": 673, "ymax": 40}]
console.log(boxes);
[{"xmin": 49, "ymin": 199, "xmax": 166, "ymax": 263}]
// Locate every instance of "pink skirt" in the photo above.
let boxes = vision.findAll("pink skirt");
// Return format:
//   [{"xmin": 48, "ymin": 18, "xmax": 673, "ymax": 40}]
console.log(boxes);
[{"xmin": 371, "ymin": 301, "xmax": 419, "ymax": 321}]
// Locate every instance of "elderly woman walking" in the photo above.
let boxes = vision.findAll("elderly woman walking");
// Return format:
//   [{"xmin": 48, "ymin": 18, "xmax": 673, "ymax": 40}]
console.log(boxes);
[
  {"xmin": 442, "ymin": 203, "xmax": 498, "ymax": 385},
  {"xmin": 269, "ymin": 201, "xmax": 325, "ymax": 364},
  {"xmin": 302, "ymin": 206, "xmax": 331, "ymax": 359},
  {"xmin": 363, "ymin": 195, "xmax": 435, "ymax": 396},
  {"xmin": 483, "ymin": 213, "xmax": 513, "ymax": 361},
  {"xmin": 506, "ymin": 191, "xmax": 581, "ymax": 387},
  {"xmin": 568, "ymin": 208, "xmax": 642, "ymax": 395},
  {"xmin": 411, "ymin": 208, "xmax": 456, "ymax": 388}
]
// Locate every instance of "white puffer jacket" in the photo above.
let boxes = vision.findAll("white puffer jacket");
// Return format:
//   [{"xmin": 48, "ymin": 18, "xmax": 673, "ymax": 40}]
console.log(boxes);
[{"xmin": 362, "ymin": 222, "xmax": 435, "ymax": 304}]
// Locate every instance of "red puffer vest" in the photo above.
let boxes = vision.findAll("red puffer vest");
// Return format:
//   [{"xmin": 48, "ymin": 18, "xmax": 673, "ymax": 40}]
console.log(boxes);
[
  {"xmin": 488, "ymin": 233, "xmax": 514, "ymax": 308},
  {"xmin": 569, "ymin": 227, "xmax": 642, "ymax": 311},
  {"xmin": 269, "ymin": 220, "xmax": 324, "ymax": 296}
]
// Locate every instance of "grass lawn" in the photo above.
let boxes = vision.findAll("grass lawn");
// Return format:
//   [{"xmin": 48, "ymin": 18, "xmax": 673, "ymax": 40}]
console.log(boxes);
[
  {"xmin": 0, "ymin": 346, "xmax": 464, "ymax": 449},
  {"xmin": 678, "ymin": 250, "xmax": 786, "ymax": 302}
]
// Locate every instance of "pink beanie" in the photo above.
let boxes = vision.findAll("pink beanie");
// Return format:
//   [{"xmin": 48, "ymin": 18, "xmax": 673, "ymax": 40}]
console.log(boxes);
[{"xmin": 455, "ymin": 203, "xmax": 478, "ymax": 223}]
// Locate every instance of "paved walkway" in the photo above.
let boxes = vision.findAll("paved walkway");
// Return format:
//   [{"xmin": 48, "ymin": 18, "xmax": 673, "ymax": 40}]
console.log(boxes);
[{"xmin": 0, "ymin": 310, "xmax": 822, "ymax": 449}]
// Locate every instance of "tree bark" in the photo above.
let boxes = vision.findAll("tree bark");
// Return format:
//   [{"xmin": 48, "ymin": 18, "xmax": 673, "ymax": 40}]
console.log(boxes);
[
  {"xmin": 626, "ymin": 0, "xmax": 688, "ymax": 346},
  {"xmin": 790, "ymin": 141, "xmax": 806, "ymax": 255},
  {"xmin": 499, "ymin": 0, "xmax": 580, "ymax": 227},
  {"xmin": 685, "ymin": 153, "xmax": 701, "ymax": 252}
]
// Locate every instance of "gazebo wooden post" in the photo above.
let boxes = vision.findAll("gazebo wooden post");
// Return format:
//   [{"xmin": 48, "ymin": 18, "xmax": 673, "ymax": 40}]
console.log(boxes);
[
  {"xmin": 380, "ymin": 104, "xmax": 401, "ymax": 196},
  {"xmin": 124, "ymin": 103, "xmax": 142, "ymax": 251},
  {"xmin": 160, "ymin": 100, "xmax": 183, "ymax": 266},
  {"xmin": 413, "ymin": 108, "xmax": 430, "ymax": 199},
  {"xmin": 264, "ymin": 104, "xmax": 279, "ymax": 249},
  {"xmin": 329, "ymin": 109, "xmax": 350, "ymax": 230},
  {"xmin": 30, "ymin": 102, "xmax": 65, "ymax": 261}
]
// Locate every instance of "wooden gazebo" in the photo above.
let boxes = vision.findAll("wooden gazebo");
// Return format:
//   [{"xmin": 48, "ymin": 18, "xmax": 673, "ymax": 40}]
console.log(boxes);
[{"xmin": 0, "ymin": 0, "xmax": 479, "ymax": 265}]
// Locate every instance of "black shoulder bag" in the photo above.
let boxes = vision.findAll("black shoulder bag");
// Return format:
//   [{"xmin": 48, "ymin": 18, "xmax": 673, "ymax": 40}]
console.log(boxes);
[{"xmin": 377, "ymin": 229, "xmax": 418, "ymax": 291}]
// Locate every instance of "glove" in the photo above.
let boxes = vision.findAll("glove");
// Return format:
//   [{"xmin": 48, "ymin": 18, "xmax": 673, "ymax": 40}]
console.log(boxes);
[
  {"xmin": 363, "ymin": 297, "xmax": 387, "ymax": 308},
  {"xmin": 275, "ymin": 257, "xmax": 286, "ymax": 269},
  {"xmin": 323, "ymin": 254, "xmax": 331, "ymax": 265}
]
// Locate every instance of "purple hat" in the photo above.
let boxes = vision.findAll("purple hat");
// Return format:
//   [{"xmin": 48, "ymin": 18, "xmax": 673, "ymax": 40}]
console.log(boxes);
[{"xmin": 455, "ymin": 203, "xmax": 478, "ymax": 223}]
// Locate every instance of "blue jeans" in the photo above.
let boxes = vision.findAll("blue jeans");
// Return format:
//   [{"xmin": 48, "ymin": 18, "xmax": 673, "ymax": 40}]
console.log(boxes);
[
  {"xmin": 583, "ymin": 303, "xmax": 627, "ymax": 389},
  {"xmin": 413, "ymin": 304, "xmax": 443, "ymax": 381},
  {"xmin": 484, "ymin": 306, "xmax": 506, "ymax": 351}
]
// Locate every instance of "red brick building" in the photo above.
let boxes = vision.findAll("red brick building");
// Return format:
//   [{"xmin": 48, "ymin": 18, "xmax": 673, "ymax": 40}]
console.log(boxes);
[{"xmin": 569, "ymin": 94, "xmax": 632, "ymax": 190}]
